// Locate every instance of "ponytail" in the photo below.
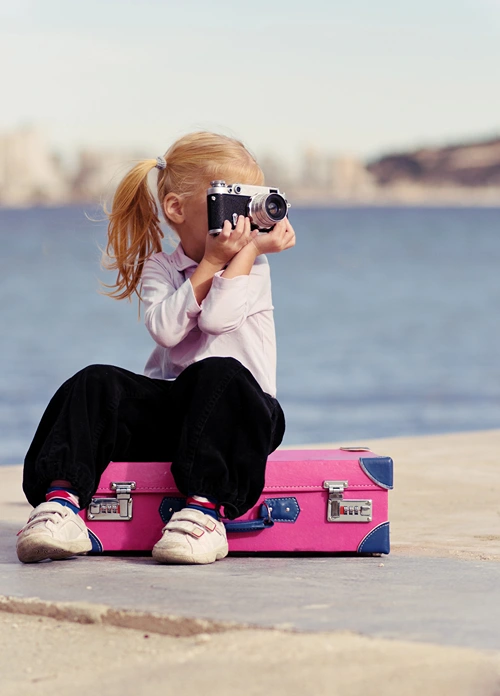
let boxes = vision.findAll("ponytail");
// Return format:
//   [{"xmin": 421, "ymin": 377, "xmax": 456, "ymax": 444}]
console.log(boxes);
[{"xmin": 102, "ymin": 160, "xmax": 164, "ymax": 301}]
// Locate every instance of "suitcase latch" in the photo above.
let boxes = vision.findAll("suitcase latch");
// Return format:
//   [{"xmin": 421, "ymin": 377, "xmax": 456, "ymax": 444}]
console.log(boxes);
[
  {"xmin": 323, "ymin": 480, "xmax": 372, "ymax": 522},
  {"xmin": 87, "ymin": 481, "xmax": 136, "ymax": 521}
]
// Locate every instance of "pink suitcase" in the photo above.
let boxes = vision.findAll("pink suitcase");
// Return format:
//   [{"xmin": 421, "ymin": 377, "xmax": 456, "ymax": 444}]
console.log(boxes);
[{"xmin": 80, "ymin": 448, "xmax": 393, "ymax": 555}]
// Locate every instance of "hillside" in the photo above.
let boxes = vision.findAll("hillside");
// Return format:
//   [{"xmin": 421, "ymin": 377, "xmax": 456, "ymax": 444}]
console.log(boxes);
[{"xmin": 367, "ymin": 136, "xmax": 500, "ymax": 187}]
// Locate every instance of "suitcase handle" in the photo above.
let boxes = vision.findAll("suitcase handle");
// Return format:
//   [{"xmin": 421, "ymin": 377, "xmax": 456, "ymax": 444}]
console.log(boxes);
[
  {"xmin": 225, "ymin": 497, "xmax": 300, "ymax": 533},
  {"xmin": 224, "ymin": 504, "xmax": 274, "ymax": 533}
]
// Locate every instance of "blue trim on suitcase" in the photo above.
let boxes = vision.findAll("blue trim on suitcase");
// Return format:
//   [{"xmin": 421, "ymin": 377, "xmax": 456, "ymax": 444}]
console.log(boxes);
[
  {"xmin": 359, "ymin": 457, "xmax": 394, "ymax": 489},
  {"xmin": 357, "ymin": 522, "xmax": 390, "ymax": 554},
  {"xmin": 159, "ymin": 497, "xmax": 187, "ymax": 523},
  {"xmin": 87, "ymin": 529, "xmax": 103, "ymax": 553},
  {"xmin": 264, "ymin": 497, "xmax": 300, "ymax": 522}
]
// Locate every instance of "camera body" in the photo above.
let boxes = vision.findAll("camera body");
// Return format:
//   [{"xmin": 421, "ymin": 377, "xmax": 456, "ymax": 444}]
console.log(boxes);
[{"xmin": 207, "ymin": 181, "xmax": 290, "ymax": 236}]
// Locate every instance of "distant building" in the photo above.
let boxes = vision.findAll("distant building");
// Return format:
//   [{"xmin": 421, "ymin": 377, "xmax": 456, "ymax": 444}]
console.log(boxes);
[
  {"xmin": 300, "ymin": 147, "xmax": 331, "ymax": 190},
  {"xmin": 71, "ymin": 150, "xmax": 147, "ymax": 204},
  {"xmin": 328, "ymin": 155, "xmax": 376, "ymax": 200},
  {"xmin": 259, "ymin": 153, "xmax": 294, "ymax": 192},
  {"xmin": 0, "ymin": 127, "xmax": 68, "ymax": 206},
  {"xmin": 292, "ymin": 149, "xmax": 375, "ymax": 203}
]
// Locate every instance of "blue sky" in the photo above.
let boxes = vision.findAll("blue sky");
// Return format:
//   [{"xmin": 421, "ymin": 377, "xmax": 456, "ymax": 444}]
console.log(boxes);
[{"xmin": 1, "ymin": 0, "xmax": 499, "ymax": 165}]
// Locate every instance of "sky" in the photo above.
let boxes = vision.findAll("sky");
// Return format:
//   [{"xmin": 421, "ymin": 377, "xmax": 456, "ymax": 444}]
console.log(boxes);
[{"xmin": 1, "ymin": 0, "xmax": 499, "ymax": 166}]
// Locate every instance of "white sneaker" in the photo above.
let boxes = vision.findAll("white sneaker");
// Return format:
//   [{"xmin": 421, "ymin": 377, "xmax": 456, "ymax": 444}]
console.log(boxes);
[
  {"xmin": 152, "ymin": 508, "xmax": 228, "ymax": 565},
  {"xmin": 16, "ymin": 501, "xmax": 92, "ymax": 564}
]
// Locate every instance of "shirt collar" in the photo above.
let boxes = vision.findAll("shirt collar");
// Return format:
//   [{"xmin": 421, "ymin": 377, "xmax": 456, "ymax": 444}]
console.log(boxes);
[{"xmin": 169, "ymin": 243, "xmax": 199, "ymax": 272}]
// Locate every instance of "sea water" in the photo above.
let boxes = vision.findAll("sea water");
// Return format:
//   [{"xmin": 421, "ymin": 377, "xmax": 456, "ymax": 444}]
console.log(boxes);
[{"xmin": 1, "ymin": 205, "xmax": 499, "ymax": 464}]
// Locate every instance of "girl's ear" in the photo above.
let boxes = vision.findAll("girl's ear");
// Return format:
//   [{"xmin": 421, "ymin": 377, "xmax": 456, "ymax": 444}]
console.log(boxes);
[{"xmin": 163, "ymin": 193, "xmax": 185, "ymax": 224}]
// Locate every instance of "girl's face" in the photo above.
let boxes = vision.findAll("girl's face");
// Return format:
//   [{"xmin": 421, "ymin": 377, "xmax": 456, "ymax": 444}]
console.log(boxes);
[
  {"xmin": 166, "ymin": 168, "xmax": 263, "ymax": 262},
  {"xmin": 176, "ymin": 182, "xmax": 212, "ymax": 261}
]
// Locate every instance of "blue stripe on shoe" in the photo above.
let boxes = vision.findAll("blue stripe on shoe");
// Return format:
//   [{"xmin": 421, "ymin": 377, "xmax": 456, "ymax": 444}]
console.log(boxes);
[
  {"xmin": 48, "ymin": 498, "xmax": 80, "ymax": 514},
  {"xmin": 185, "ymin": 504, "xmax": 219, "ymax": 520}
]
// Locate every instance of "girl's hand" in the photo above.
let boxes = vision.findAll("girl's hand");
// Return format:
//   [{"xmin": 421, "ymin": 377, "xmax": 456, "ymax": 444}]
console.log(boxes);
[
  {"xmin": 250, "ymin": 218, "xmax": 296, "ymax": 256},
  {"xmin": 204, "ymin": 216, "xmax": 253, "ymax": 267}
]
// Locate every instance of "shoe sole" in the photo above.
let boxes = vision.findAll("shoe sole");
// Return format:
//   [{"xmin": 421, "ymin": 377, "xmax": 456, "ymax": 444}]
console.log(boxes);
[
  {"xmin": 152, "ymin": 545, "xmax": 229, "ymax": 565},
  {"xmin": 17, "ymin": 536, "xmax": 92, "ymax": 564}
]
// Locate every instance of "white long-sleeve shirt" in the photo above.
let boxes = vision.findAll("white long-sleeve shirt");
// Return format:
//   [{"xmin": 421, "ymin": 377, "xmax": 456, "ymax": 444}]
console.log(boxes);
[{"xmin": 141, "ymin": 244, "xmax": 277, "ymax": 397}]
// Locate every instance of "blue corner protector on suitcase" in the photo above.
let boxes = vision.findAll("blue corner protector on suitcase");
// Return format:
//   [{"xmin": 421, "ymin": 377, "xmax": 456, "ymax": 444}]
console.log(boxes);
[
  {"xmin": 357, "ymin": 522, "xmax": 390, "ymax": 554},
  {"xmin": 359, "ymin": 457, "xmax": 394, "ymax": 489},
  {"xmin": 87, "ymin": 529, "xmax": 103, "ymax": 553},
  {"xmin": 159, "ymin": 497, "xmax": 187, "ymax": 524}
]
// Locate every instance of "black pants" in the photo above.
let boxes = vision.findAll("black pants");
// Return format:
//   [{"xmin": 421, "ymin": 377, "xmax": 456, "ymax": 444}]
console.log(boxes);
[{"xmin": 23, "ymin": 357, "xmax": 285, "ymax": 520}]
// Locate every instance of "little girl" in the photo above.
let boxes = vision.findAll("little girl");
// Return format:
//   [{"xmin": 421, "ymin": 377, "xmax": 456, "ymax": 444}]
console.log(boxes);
[{"xmin": 16, "ymin": 131, "xmax": 296, "ymax": 565}]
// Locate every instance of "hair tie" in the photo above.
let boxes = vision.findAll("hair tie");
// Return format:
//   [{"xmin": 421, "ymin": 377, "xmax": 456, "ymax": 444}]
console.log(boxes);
[{"xmin": 155, "ymin": 156, "xmax": 167, "ymax": 170}]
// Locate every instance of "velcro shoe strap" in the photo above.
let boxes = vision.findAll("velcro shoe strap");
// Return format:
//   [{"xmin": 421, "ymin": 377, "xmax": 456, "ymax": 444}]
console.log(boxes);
[
  {"xmin": 165, "ymin": 519, "xmax": 206, "ymax": 538},
  {"xmin": 29, "ymin": 502, "xmax": 67, "ymax": 519},
  {"xmin": 24, "ymin": 503, "xmax": 67, "ymax": 528},
  {"xmin": 170, "ymin": 508, "xmax": 218, "ymax": 532}
]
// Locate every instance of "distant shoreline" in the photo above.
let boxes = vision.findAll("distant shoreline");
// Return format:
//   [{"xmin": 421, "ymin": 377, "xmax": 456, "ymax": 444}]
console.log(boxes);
[
  {"xmin": 292, "ymin": 199, "xmax": 500, "ymax": 209},
  {"xmin": 1, "ymin": 200, "xmax": 500, "ymax": 213}
]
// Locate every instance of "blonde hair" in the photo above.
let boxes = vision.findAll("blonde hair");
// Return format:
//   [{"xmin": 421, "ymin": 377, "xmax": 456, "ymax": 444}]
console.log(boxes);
[{"xmin": 102, "ymin": 131, "xmax": 264, "ymax": 301}]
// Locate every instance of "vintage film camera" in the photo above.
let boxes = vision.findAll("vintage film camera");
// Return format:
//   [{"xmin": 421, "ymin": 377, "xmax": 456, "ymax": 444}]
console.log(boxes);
[{"xmin": 207, "ymin": 181, "xmax": 290, "ymax": 236}]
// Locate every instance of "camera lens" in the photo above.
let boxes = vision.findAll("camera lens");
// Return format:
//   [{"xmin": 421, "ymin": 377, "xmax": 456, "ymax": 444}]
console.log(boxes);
[
  {"xmin": 247, "ymin": 192, "xmax": 287, "ymax": 229},
  {"xmin": 265, "ymin": 194, "xmax": 287, "ymax": 221}
]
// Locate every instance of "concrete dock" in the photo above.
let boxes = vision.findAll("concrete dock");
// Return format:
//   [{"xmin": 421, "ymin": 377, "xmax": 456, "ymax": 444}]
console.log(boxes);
[{"xmin": 1, "ymin": 430, "xmax": 500, "ymax": 695}]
